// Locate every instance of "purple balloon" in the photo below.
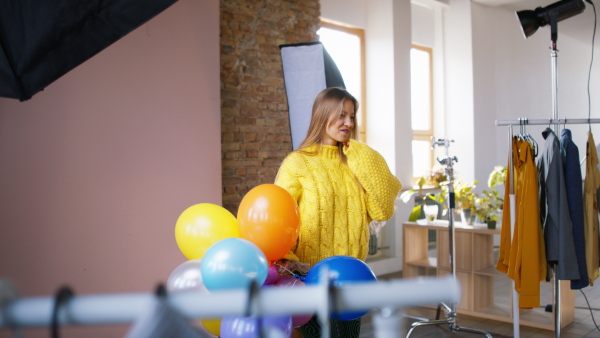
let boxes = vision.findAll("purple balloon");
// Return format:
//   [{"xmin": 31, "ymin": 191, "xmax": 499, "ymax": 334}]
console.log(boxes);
[
  {"xmin": 272, "ymin": 275, "xmax": 313, "ymax": 327},
  {"xmin": 263, "ymin": 265, "xmax": 279, "ymax": 285},
  {"xmin": 220, "ymin": 314, "xmax": 292, "ymax": 338}
]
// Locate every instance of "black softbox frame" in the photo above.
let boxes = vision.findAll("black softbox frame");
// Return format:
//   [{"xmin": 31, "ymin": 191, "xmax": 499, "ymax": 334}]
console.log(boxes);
[{"xmin": 0, "ymin": 0, "xmax": 178, "ymax": 101}]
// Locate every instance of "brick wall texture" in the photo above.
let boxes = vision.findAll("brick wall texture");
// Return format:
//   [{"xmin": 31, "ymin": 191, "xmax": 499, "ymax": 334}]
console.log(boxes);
[{"xmin": 220, "ymin": 0, "xmax": 320, "ymax": 214}]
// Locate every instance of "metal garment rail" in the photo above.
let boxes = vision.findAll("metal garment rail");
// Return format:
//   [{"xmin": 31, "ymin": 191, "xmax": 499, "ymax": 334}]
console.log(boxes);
[
  {"xmin": 496, "ymin": 118, "xmax": 600, "ymax": 126},
  {"xmin": 496, "ymin": 117, "xmax": 600, "ymax": 338},
  {"xmin": 0, "ymin": 275, "xmax": 460, "ymax": 338}
]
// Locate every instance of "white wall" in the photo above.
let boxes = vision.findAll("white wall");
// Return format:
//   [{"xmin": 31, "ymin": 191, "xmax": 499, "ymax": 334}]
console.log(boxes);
[
  {"xmin": 443, "ymin": 0, "xmax": 476, "ymax": 182},
  {"xmin": 472, "ymin": 3, "xmax": 501, "ymax": 186},
  {"xmin": 320, "ymin": 0, "xmax": 367, "ymax": 27}
]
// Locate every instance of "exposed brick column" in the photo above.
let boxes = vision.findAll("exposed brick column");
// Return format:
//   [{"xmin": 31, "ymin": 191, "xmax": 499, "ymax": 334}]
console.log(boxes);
[{"xmin": 220, "ymin": 0, "xmax": 320, "ymax": 214}]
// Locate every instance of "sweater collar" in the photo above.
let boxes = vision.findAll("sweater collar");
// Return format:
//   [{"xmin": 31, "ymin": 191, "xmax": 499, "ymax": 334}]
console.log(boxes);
[
  {"xmin": 320, "ymin": 144, "xmax": 339, "ymax": 159},
  {"xmin": 305, "ymin": 143, "xmax": 339, "ymax": 159}
]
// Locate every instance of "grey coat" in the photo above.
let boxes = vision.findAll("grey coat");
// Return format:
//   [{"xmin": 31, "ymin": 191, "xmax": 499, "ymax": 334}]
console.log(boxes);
[{"xmin": 537, "ymin": 128, "xmax": 580, "ymax": 280}]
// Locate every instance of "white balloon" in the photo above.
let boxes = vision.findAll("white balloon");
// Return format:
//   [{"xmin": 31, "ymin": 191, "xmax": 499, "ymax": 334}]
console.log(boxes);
[{"xmin": 167, "ymin": 259, "xmax": 209, "ymax": 294}]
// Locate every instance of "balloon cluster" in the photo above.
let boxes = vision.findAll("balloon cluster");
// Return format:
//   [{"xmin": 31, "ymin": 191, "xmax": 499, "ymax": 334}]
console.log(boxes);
[{"xmin": 169, "ymin": 184, "xmax": 377, "ymax": 337}]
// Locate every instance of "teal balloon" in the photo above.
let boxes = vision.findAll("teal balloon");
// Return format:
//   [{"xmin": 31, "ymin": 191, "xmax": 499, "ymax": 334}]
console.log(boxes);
[{"xmin": 200, "ymin": 238, "xmax": 268, "ymax": 291}]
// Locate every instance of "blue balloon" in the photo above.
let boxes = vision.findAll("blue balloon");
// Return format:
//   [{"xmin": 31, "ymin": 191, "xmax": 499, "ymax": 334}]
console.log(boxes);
[
  {"xmin": 200, "ymin": 238, "xmax": 268, "ymax": 292},
  {"xmin": 304, "ymin": 255, "xmax": 377, "ymax": 321},
  {"xmin": 220, "ymin": 314, "xmax": 292, "ymax": 338}
]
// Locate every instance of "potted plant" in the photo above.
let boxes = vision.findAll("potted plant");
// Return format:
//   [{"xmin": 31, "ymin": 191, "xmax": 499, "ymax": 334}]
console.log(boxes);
[
  {"xmin": 474, "ymin": 189, "xmax": 503, "ymax": 229},
  {"xmin": 451, "ymin": 179, "xmax": 478, "ymax": 225},
  {"xmin": 400, "ymin": 174, "xmax": 444, "ymax": 222},
  {"xmin": 475, "ymin": 165, "xmax": 506, "ymax": 229}
]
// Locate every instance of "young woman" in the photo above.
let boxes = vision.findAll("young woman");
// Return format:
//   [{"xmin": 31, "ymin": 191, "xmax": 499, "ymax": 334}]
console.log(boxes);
[{"xmin": 275, "ymin": 87, "xmax": 402, "ymax": 337}]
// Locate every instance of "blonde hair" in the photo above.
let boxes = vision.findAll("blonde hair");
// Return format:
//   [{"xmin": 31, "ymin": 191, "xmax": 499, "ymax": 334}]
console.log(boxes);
[{"xmin": 297, "ymin": 87, "xmax": 358, "ymax": 160}]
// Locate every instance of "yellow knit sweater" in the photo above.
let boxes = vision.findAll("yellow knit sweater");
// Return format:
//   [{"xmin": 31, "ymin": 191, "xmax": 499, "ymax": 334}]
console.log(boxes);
[{"xmin": 275, "ymin": 139, "xmax": 402, "ymax": 266}]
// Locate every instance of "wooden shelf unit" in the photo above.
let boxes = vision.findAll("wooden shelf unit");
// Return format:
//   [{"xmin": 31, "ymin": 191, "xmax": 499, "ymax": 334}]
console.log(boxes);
[{"xmin": 402, "ymin": 221, "xmax": 574, "ymax": 331}]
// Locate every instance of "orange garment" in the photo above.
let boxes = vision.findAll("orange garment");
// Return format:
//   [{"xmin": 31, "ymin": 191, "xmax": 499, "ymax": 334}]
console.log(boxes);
[
  {"xmin": 496, "ymin": 140, "xmax": 515, "ymax": 274},
  {"xmin": 583, "ymin": 132, "xmax": 600, "ymax": 285},
  {"xmin": 496, "ymin": 137, "xmax": 546, "ymax": 308}
]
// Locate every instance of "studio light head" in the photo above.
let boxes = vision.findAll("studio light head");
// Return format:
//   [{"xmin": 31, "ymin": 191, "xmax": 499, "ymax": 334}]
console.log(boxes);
[{"xmin": 516, "ymin": 0, "xmax": 586, "ymax": 38}]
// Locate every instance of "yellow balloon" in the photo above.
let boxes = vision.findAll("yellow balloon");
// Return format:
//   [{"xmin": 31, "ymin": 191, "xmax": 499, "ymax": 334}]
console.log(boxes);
[
  {"xmin": 201, "ymin": 318, "xmax": 221, "ymax": 337},
  {"xmin": 175, "ymin": 203, "xmax": 240, "ymax": 260}
]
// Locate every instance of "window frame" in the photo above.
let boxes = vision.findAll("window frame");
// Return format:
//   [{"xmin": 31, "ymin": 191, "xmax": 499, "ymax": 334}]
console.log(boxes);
[{"xmin": 319, "ymin": 19, "xmax": 366, "ymax": 142}]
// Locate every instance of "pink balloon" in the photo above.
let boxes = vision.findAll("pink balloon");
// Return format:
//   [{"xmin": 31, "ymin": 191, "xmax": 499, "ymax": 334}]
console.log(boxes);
[
  {"xmin": 273, "ymin": 275, "xmax": 313, "ymax": 327},
  {"xmin": 264, "ymin": 265, "xmax": 279, "ymax": 285}
]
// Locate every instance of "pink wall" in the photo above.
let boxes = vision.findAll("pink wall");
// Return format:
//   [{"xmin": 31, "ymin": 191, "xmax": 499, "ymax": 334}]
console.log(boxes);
[{"xmin": 0, "ymin": 0, "xmax": 220, "ymax": 335}]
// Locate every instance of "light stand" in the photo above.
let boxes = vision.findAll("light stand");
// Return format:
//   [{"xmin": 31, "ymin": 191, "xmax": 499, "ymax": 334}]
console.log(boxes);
[{"xmin": 405, "ymin": 137, "xmax": 492, "ymax": 338}]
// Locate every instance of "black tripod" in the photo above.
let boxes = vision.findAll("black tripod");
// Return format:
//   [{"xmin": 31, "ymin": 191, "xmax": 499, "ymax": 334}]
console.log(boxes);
[{"xmin": 405, "ymin": 137, "xmax": 492, "ymax": 338}]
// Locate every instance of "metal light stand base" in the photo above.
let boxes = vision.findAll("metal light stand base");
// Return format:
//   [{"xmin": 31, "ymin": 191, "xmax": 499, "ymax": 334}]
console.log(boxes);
[{"xmin": 405, "ymin": 138, "xmax": 492, "ymax": 338}]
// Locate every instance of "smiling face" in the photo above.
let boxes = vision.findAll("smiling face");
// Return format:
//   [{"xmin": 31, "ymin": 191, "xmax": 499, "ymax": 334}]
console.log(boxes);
[{"xmin": 321, "ymin": 99, "xmax": 355, "ymax": 146}]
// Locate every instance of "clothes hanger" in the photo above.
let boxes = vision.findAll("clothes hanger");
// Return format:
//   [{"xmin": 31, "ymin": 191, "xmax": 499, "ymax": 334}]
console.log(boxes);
[{"xmin": 520, "ymin": 118, "xmax": 538, "ymax": 157}]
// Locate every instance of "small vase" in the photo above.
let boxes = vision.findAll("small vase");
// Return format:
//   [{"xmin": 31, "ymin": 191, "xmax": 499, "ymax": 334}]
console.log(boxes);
[
  {"xmin": 368, "ymin": 233, "xmax": 378, "ymax": 255},
  {"xmin": 423, "ymin": 204, "xmax": 439, "ymax": 222},
  {"xmin": 460, "ymin": 208, "xmax": 475, "ymax": 225},
  {"xmin": 486, "ymin": 220, "xmax": 497, "ymax": 230}
]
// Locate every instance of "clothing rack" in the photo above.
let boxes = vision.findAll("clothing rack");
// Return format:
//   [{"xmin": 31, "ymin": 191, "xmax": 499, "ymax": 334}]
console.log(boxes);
[
  {"xmin": 0, "ymin": 274, "xmax": 459, "ymax": 338},
  {"xmin": 495, "ymin": 117, "xmax": 600, "ymax": 338}
]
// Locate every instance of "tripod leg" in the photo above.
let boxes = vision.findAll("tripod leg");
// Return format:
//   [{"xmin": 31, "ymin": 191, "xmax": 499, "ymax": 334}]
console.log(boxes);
[
  {"xmin": 405, "ymin": 318, "xmax": 455, "ymax": 338},
  {"xmin": 453, "ymin": 325, "xmax": 494, "ymax": 338}
]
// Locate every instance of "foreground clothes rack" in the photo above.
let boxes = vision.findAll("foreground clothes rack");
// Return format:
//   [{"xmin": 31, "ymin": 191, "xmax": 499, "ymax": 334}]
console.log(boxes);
[
  {"xmin": 496, "ymin": 117, "xmax": 600, "ymax": 338},
  {"xmin": 0, "ymin": 274, "xmax": 459, "ymax": 338}
]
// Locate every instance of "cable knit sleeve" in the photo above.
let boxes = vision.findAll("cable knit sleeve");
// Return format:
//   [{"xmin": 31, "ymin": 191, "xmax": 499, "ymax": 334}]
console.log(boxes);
[
  {"xmin": 274, "ymin": 154, "xmax": 302, "ymax": 262},
  {"xmin": 343, "ymin": 139, "xmax": 402, "ymax": 221},
  {"xmin": 275, "ymin": 154, "xmax": 303, "ymax": 202}
]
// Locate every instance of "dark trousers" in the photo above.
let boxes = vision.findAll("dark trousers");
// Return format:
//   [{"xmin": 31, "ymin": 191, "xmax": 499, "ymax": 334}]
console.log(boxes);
[{"xmin": 300, "ymin": 315, "xmax": 361, "ymax": 338}]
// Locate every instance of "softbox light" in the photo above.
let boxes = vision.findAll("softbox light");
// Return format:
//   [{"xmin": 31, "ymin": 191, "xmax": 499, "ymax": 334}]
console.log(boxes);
[
  {"xmin": 279, "ymin": 42, "xmax": 345, "ymax": 150},
  {"xmin": 516, "ymin": 0, "xmax": 586, "ymax": 38},
  {"xmin": 0, "ymin": 0, "xmax": 178, "ymax": 101}
]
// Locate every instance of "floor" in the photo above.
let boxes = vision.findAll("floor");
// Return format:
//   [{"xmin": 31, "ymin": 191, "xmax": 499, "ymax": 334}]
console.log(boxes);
[{"xmin": 359, "ymin": 271, "xmax": 600, "ymax": 337}]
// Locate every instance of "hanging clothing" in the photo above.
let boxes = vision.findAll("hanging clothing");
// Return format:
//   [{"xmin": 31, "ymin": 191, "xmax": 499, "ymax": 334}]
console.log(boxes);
[
  {"xmin": 496, "ymin": 144, "xmax": 514, "ymax": 274},
  {"xmin": 584, "ymin": 132, "xmax": 600, "ymax": 285},
  {"xmin": 560, "ymin": 129, "xmax": 589, "ymax": 289},
  {"xmin": 497, "ymin": 137, "xmax": 546, "ymax": 308},
  {"xmin": 537, "ymin": 128, "xmax": 580, "ymax": 281}
]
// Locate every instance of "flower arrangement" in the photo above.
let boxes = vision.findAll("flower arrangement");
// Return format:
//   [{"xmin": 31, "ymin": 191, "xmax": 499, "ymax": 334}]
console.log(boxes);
[
  {"xmin": 474, "ymin": 189, "xmax": 503, "ymax": 222},
  {"xmin": 452, "ymin": 179, "xmax": 478, "ymax": 212},
  {"xmin": 474, "ymin": 166, "xmax": 506, "ymax": 227}
]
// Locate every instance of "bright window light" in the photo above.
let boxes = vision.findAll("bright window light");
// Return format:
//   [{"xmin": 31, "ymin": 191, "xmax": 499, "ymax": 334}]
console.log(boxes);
[
  {"xmin": 410, "ymin": 48, "xmax": 431, "ymax": 131},
  {"xmin": 317, "ymin": 27, "xmax": 362, "ymax": 105}
]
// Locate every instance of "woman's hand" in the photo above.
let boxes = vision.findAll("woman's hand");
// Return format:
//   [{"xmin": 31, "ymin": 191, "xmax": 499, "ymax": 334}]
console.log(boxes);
[{"xmin": 275, "ymin": 259, "xmax": 310, "ymax": 276}]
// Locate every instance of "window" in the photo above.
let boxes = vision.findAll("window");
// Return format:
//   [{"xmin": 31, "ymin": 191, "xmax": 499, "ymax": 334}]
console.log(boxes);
[
  {"xmin": 318, "ymin": 20, "xmax": 366, "ymax": 142},
  {"xmin": 410, "ymin": 45, "xmax": 434, "ymax": 183}
]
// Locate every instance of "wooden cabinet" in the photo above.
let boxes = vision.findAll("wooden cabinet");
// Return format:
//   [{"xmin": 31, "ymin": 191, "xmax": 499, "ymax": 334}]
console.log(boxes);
[{"xmin": 402, "ymin": 221, "xmax": 574, "ymax": 330}]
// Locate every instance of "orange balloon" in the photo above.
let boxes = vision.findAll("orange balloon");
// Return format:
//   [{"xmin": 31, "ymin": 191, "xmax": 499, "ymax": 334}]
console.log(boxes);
[{"xmin": 237, "ymin": 184, "xmax": 300, "ymax": 261}]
